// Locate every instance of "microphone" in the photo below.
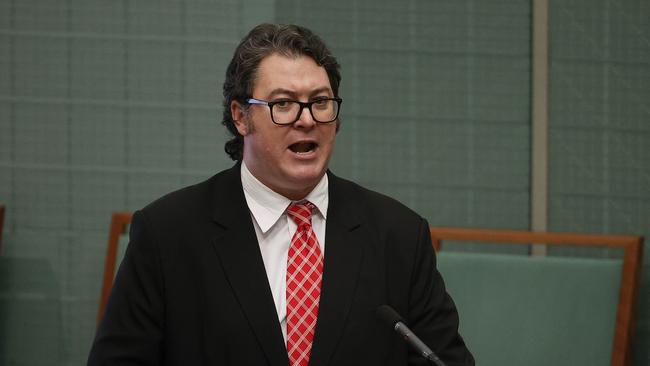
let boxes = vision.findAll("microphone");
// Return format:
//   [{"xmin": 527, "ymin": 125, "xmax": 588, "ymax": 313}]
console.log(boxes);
[{"xmin": 376, "ymin": 305, "xmax": 447, "ymax": 366}]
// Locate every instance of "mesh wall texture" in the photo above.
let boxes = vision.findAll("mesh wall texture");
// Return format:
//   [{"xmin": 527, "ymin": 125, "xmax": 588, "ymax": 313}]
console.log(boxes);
[{"xmin": 548, "ymin": 1, "xmax": 649, "ymax": 364}]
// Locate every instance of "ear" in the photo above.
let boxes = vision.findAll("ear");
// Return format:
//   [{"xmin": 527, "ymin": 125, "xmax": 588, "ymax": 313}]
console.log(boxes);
[{"xmin": 230, "ymin": 100, "xmax": 250, "ymax": 136}]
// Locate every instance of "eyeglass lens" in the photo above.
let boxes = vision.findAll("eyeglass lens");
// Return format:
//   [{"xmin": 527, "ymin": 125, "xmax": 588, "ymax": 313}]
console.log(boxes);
[{"xmin": 271, "ymin": 100, "xmax": 338, "ymax": 124}]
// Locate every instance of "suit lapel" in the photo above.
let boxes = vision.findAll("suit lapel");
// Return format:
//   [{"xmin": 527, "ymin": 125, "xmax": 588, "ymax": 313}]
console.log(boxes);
[
  {"xmin": 207, "ymin": 167, "xmax": 366, "ymax": 366},
  {"xmin": 209, "ymin": 165, "xmax": 289, "ymax": 366},
  {"xmin": 309, "ymin": 173, "xmax": 365, "ymax": 366}
]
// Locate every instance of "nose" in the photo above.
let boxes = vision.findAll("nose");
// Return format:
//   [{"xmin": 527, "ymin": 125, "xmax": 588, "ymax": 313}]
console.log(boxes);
[{"xmin": 293, "ymin": 105, "xmax": 316, "ymax": 129}]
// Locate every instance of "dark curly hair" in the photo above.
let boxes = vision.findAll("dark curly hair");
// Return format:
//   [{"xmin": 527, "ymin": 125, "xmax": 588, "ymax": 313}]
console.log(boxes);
[{"xmin": 222, "ymin": 23, "xmax": 342, "ymax": 161}]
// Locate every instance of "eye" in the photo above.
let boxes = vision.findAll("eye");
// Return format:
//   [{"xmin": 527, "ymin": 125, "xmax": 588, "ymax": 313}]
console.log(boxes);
[
  {"xmin": 312, "ymin": 98, "xmax": 331, "ymax": 110},
  {"xmin": 272, "ymin": 100, "xmax": 295, "ymax": 112}
]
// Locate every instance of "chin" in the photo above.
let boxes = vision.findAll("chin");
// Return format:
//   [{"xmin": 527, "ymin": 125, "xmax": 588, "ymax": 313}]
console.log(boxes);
[{"xmin": 285, "ymin": 165, "xmax": 327, "ymax": 185}]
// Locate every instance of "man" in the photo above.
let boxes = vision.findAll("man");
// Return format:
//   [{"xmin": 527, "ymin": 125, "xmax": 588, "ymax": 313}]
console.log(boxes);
[{"xmin": 88, "ymin": 23, "xmax": 474, "ymax": 366}]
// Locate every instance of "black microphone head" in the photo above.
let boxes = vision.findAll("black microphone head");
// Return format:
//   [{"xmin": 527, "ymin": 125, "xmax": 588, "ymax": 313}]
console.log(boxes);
[{"xmin": 376, "ymin": 305, "xmax": 403, "ymax": 326}]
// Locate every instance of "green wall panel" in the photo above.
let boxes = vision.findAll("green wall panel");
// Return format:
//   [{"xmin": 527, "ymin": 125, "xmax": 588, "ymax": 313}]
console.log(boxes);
[
  {"xmin": 549, "ymin": 1, "xmax": 650, "ymax": 365},
  {"xmin": 2, "ymin": 0, "xmax": 646, "ymax": 365}
]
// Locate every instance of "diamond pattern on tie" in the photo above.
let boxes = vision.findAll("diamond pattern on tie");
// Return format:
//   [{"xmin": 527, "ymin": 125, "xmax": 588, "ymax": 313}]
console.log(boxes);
[{"xmin": 286, "ymin": 201, "xmax": 323, "ymax": 366}]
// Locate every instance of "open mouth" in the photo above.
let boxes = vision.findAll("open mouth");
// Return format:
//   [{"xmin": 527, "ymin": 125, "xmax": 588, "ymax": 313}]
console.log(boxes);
[{"xmin": 288, "ymin": 141, "xmax": 317, "ymax": 154}]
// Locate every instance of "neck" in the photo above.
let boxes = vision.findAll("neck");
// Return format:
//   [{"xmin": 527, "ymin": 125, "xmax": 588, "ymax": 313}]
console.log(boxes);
[{"xmin": 241, "ymin": 161, "xmax": 320, "ymax": 201}]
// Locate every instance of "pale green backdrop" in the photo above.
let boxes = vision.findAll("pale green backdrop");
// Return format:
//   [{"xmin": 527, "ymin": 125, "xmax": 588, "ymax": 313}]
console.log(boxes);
[{"xmin": 0, "ymin": 0, "xmax": 647, "ymax": 365}]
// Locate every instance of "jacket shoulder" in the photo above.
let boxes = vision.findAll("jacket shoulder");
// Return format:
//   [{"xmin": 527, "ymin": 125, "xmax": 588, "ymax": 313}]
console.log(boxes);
[{"xmin": 139, "ymin": 165, "xmax": 238, "ymax": 223}]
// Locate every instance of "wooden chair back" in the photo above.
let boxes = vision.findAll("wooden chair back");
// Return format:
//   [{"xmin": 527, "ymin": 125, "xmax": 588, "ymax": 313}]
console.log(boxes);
[
  {"xmin": 430, "ymin": 227, "xmax": 643, "ymax": 366},
  {"xmin": 97, "ymin": 212, "xmax": 133, "ymax": 325}
]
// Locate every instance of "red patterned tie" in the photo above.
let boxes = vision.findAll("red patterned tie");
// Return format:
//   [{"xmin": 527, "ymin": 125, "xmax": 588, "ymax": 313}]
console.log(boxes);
[{"xmin": 286, "ymin": 201, "xmax": 324, "ymax": 366}]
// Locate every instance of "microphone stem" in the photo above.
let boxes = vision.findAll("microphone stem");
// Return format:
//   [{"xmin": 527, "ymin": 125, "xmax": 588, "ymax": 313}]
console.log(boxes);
[{"xmin": 426, "ymin": 353, "xmax": 447, "ymax": 366}]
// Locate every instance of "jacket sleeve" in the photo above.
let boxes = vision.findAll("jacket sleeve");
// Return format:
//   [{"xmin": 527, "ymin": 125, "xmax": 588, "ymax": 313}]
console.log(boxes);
[
  {"xmin": 407, "ymin": 218, "xmax": 475, "ymax": 366},
  {"xmin": 87, "ymin": 210, "xmax": 164, "ymax": 366}
]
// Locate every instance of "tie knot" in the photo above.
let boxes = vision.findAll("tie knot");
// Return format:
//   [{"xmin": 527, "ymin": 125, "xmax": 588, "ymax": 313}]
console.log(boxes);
[{"xmin": 287, "ymin": 201, "xmax": 315, "ymax": 227}]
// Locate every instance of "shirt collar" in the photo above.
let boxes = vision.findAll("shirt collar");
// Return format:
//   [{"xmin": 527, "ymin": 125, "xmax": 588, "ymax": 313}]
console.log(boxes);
[{"xmin": 241, "ymin": 162, "xmax": 329, "ymax": 234}]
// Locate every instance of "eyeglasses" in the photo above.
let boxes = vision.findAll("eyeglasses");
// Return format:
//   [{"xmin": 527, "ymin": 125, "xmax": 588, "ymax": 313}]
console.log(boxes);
[{"xmin": 246, "ymin": 97, "xmax": 342, "ymax": 125}]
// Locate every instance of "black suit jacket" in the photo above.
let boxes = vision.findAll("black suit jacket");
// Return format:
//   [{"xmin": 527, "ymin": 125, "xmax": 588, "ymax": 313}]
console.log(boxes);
[{"xmin": 88, "ymin": 164, "xmax": 474, "ymax": 365}]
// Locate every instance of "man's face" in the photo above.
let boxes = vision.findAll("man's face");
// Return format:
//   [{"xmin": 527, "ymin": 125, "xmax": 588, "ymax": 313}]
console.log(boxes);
[{"xmin": 231, "ymin": 53, "xmax": 338, "ymax": 200}]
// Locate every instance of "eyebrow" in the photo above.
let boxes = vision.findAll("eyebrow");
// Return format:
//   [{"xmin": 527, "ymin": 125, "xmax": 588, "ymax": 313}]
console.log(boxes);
[{"xmin": 267, "ymin": 87, "xmax": 333, "ymax": 99}]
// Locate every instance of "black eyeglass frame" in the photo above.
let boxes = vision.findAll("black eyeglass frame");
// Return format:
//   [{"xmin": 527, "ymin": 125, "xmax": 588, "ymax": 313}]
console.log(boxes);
[{"xmin": 245, "ymin": 97, "xmax": 343, "ymax": 125}]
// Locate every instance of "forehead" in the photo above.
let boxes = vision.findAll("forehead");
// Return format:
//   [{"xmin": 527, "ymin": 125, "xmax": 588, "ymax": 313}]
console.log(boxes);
[{"xmin": 252, "ymin": 53, "xmax": 332, "ymax": 97}]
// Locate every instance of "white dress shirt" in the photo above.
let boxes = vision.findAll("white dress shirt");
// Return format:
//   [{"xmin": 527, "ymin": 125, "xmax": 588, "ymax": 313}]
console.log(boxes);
[{"xmin": 240, "ymin": 162, "xmax": 329, "ymax": 342}]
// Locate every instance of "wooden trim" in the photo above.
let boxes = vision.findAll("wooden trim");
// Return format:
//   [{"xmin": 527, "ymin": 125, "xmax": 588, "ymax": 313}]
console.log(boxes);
[
  {"xmin": 617, "ymin": 237, "xmax": 643, "ymax": 366},
  {"xmin": 430, "ymin": 227, "xmax": 644, "ymax": 366},
  {"xmin": 97, "ymin": 212, "xmax": 133, "ymax": 326}
]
